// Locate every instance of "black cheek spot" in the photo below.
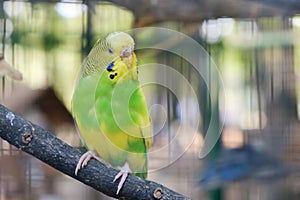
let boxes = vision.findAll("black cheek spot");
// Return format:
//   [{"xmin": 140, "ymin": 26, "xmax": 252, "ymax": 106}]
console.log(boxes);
[
  {"xmin": 115, "ymin": 73, "xmax": 118, "ymax": 76},
  {"xmin": 109, "ymin": 74, "xmax": 115, "ymax": 79}
]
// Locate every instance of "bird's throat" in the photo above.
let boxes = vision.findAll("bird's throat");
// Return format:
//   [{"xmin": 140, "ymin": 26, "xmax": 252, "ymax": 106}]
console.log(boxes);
[{"xmin": 121, "ymin": 54, "xmax": 133, "ymax": 69}]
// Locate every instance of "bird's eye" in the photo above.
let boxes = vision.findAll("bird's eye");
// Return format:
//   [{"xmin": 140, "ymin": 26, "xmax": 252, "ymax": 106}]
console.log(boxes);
[{"xmin": 108, "ymin": 48, "xmax": 114, "ymax": 54}]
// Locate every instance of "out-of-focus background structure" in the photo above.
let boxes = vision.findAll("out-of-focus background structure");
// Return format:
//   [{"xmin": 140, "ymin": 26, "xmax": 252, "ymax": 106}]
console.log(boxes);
[{"xmin": 0, "ymin": 0, "xmax": 300, "ymax": 199}]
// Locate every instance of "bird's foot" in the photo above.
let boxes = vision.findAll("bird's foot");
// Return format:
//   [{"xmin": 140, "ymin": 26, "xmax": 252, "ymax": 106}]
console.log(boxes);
[
  {"xmin": 75, "ymin": 150, "xmax": 101, "ymax": 175},
  {"xmin": 113, "ymin": 162, "xmax": 131, "ymax": 195}
]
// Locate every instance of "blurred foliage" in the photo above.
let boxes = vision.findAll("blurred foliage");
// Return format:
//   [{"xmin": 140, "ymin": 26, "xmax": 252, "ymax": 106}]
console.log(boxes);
[
  {"xmin": 42, "ymin": 32, "xmax": 62, "ymax": 51},
  {"xmin": 1, "ymin": 1, "xmax": 134, "ymax": 111}
]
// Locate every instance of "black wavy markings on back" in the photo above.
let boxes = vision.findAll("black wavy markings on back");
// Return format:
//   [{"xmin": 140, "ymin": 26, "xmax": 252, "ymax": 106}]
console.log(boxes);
[{"xmin": 82, "ymin": 36, "xmax": 114, "ymax": 77}]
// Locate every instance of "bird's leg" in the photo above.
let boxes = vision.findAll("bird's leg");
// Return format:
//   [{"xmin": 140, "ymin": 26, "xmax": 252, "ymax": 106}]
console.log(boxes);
[
  {"xmin": 75, "ymin": 150, "xmax": 102, "ymax": 175},
  {"xmin": 113, "ymin": 162, "xmax": 131, "ymax": 194}
]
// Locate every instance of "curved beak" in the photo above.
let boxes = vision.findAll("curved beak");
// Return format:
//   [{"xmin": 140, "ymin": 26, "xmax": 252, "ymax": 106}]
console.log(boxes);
[{"xmin": 120, "ymin": 46, "xmax": 133, "ymax": 57}]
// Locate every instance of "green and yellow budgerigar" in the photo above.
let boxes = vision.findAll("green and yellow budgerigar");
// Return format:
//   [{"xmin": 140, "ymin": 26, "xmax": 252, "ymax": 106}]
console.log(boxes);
[{"xmin": 72, "ymin": 32, "xmax": 152, "ymax": 194}]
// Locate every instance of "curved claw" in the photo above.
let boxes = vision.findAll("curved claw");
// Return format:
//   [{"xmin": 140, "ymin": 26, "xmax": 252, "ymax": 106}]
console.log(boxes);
[
  {"xmin": 75, "ymin": 151, "xmax": 99, "ymax": 175},
  {"xmin": 113, "ymin": 162, "xmax": 131, "ymax": 194}
]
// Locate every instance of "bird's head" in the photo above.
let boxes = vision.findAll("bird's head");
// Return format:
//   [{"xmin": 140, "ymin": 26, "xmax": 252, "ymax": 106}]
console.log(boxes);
[
  {"xmin": 82, "ymin": 32, "xmax": 136, "ymax": 77},
  {"xmin": 106, "ymin": 32, "xmax": 134, "ymax": 58},
  {"xmin": 107, "ymin": 32, "xmax": 135, "ymax": 69}
]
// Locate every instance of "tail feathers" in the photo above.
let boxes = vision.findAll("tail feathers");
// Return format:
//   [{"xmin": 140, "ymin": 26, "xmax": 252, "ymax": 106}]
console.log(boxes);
[
  {"xmin": 135, "ymin": 171, "xmax": 147, "ymax": 179},
  {"xmin": 135, "ymin": 157, "xmax": 148, "ymax": 179}
]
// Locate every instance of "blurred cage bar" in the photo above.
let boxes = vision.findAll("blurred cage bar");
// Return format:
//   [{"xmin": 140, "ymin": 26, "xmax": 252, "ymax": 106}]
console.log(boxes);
[
  {"xmin": 222, "ymin": 17, "xmax": 299, "ymax": 200},
  {"xmin": 0, "ymin": 0, "xmax": 300, "ymax": 200}
]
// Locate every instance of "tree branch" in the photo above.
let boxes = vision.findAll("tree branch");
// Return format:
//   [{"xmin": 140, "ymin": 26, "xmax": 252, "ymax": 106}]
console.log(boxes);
[
  {"xmin": 0, "ymin": 104, "xmax": 191, "ymax": 200},
  {"xmin": 107, "ymin": 0, "xmax": 300, "ymax": 26}
]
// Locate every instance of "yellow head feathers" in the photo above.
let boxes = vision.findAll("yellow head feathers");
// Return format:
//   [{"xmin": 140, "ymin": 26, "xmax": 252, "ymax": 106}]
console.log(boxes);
[
  {"xmin": 105, "ymin": 53, "xmax": 138, "ymax": 83},
  {"xmin": 82, "ymin": 32, "xmax": 135, "ymax": 77}
]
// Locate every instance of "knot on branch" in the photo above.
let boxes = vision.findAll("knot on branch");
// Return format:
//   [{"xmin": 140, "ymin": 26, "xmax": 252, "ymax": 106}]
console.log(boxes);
[
  {"xmin": 22, "ymin": 132, "xmax": 33, "ymax": 144},
  {"xmin": 18, "ymin": 124, "xmax": 35, "ymax": 146},
  {"xmin": 153, "ymin": 187, "xmax": 163, "ymax": 199}
]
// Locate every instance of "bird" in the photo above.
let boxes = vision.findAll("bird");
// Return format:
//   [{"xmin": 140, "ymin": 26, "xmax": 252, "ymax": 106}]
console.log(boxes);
[
  {"xmin": 71, "ymin": 32, "xmax": 152, "ymax": 195},
  {"xmin": 198, "ymin": 144, "xmax": 290, "ymax": 189}
]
